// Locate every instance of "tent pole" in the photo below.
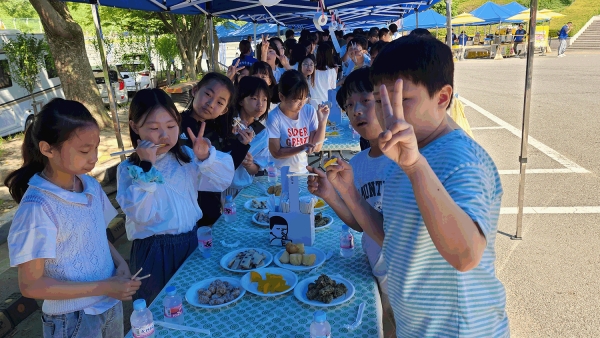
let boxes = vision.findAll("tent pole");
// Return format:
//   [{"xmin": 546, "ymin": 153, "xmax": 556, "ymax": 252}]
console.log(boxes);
[
  {"xmin": 208, "ymin": 15, "xmax": 215, "ymax": 72},
  {"xmin": 277, "ymin": 23, "xmax": 281, "ymax": 39},
  {"xmin": 514, "ymin": 0, "xmax": 539, "ymax": 240},
  {"xmin": 416, "ymin": 9, "xmax": 419, "ymax": 28},
  {"xmin": 91, "ymin": 4, "xmax": 125, "ymax": 162},
  {"xmin": 445, "ymin": 0, "xmax": 452, "ymax": 48},
  {"xmin": 253, "ymin": 21, "xmax": 257, "ymax": 50}
]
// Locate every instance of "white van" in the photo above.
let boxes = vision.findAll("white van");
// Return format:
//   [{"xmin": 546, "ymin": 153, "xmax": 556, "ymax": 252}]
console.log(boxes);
[{"xmin": 0, "ymin": 30, "xmax": 65, "ymax": 138}]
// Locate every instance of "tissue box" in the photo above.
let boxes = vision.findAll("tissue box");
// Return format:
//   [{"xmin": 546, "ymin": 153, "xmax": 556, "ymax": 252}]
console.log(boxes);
[{"xmin": 269, "ymin": 167, "xmax": 315, "ymax": 247}]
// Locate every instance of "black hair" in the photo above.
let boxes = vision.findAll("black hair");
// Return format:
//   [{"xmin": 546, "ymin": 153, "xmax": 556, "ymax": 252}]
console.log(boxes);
[
  {"xmin": 299, "ymin": 54, "xmax": 316, "ymax": 87},
  {"xmin": 235, "ymin": 76, "xmax": 271, "ymax": 122},
  {"xmin": 187, "ymin": 72, "xmax": 236, "ymax": 115},
  {"xmin": 239, "ymin": 40, "xmax": 252, "ymax": 60},
  {"xmin": 349, "ymin": 36, "xmax": 368, "ymax": 51},
  {"xmin": 371, "ymin": 35, "xmax": 454, "ymax": 108},
  {"xmin": 285, "ymin": 29, "xmax": 295, "ymax": 39},
  {"xmin": 309, "ymin": 32, "xmax": 319, "ymax": 44},
  {"xmin": 250, "ymin": 61, "xmax": 277, "ymax": 87},
  {"xmin": 369, "ymin": 27, "xmax": 379, "ymax": 34},
  {"xmin": 389, "ymin": 23, "xmax": 398, "ymax": 33},
  {"xmin": 266, "ymin": 40, "xmax": 282, "ymax": 66},
  {"xmin": 269, "ymin": 37, "xmax": 285, "ymax": 50},
  {"xmin": 368, "ymin": 29, "xmax": 379, "ymax": 38},
  {"xmin": 410, "ymin": 28, "xmax": 432, "ymax": 37},
  {"xmin": 278, "ymin": 69, "xmax": 309, "ymax": 101},
  {"xmin": 323, "ymin": 29, "xmax": 330, "ymax": 36},
  {"xmin": 336, "ymin": 67, "xmax": 373, "ymax": 110},
  {"xmin": 289, "ymin": 43, "xmax": 308, "ymax": 66},
  {"xmin": 352, "ymin": 28, "xmax": 365, "ymax": 36},
  {"xmin": 370, "ymin": 41, "xmax": 389, "ymax": 58},
  {"xmin": 335, "ymin": 30, "xmax": 343, "ymax": 39},
  {"xmin": 378, "ymin": 28, "xmax": 390, "ymax": 39},
  {"xmin": 284, "ymin": 38, "xmax": 297, "ymax": 57},
  {"xmin": 4, "ymin": 98, "xmax": 98, "ymax": 203},
  {"xmin": 233, "ymin": 68, "xmax": 250, "ymax": 87},
  {"xmin": 299, "ymin": 29, "xmax": 311, "ymax": 43},
  {"xmin": 128, "ymin": 89, "xmax": 191, "ymax": 166},
  {"xmin": 343, "ymin": 33, "xmax": 354, "ymax": 40},
  {"xmin": 315, "ymin": 42, "xmax": 335, "ymax": 71}
]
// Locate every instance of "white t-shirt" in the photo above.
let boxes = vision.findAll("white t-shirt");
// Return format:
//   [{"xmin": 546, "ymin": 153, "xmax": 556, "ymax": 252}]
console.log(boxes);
[
  {"xmin": 273, "ymin": 67, "xmax": 284, "ymax": 83},
  {"xmin": 349, "ymin": 148, "xmax": 393, "ymax": 294},
  {"xmin": 309, "ymin": 68, "xmax": 337, "ymax": 105},
  {"xmin": 267, "ymin": 104, "xmax": 318, "ymax": 173}
]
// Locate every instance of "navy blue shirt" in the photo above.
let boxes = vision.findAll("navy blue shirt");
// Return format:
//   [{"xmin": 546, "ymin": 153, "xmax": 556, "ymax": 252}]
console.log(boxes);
[
  {"xmin": 559, "ymin": 25, "xmax": 569, "ymax": 39},
  {"xmin": 231, "ymin": 56, "xmax": 258, "ymax": 68},
  {"xmin": 514, "ymin": 29, "xmax": 526, "ymax": 42},
  {"xmin": 458, "ymin": 33, "xmax": 468, "ymax": 46}
]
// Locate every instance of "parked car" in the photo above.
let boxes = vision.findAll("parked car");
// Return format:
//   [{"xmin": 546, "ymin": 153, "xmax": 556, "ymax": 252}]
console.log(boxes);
[
  {"xmin": 1, "ymin": 30, "xmax": 64, "ymax": 138},
  {"xmin": 116, "ymin": 61, "xmax": 155, "ymax": 92},
  {"xmin": 92, "ymin": 66, "xmax": 128, "ymax": 106}
]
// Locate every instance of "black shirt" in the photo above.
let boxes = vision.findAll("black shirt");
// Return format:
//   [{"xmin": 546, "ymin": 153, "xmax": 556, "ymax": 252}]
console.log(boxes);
[{"xmin": 180, "ymin": 109, "xmax": 251, "ymax": 226}]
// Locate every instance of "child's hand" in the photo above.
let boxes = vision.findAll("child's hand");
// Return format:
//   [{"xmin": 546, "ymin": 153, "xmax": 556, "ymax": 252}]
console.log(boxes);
[
  {"xmin": 377, "ymin": 80, "xmax": 421, "ymax": 170},
  {"xmin": 276, "ymin": 54, "xmax": 291, "ymax": 69},
  {"xmin": 324, "ymin": 157, "xmax": 355, "ymax": 196},
  {"xmin": 227, "ymin": 59, "xmax": 245, "ymax": 80},
  {"xmin": 136, "ymin": 140, "xmax": 159, "ymax": 164},
  {"xmin": 317, "ymin": 104, "xmax": 330, "ymax": 123},
  {"xmin": 238, "ymin": 128, "xmax": 254, "ymax": 145},
  {"xmin": 188, "ymin": 124, "xmax": 212, "ymax": 161},
  {"xmin": 260, "ymin": 34, "xmax": 270, "ymax": 60},
  {"xmin": 301, "ymin": 142, "xmax": 316, "ymax": 154},
  {"xmin": 242, "ymin": 152, "xmax": 254, "ymax": 169},
  {"xmin": 104, "ymin": 277, "xmax": 141, "ymax": 301},
  {"xmin": 115, "ymin": 262, "xmax": 132, "ymax": 279},
  {"xmin": 307, "ymin": 166, "xmax": 336, "ymax": 200}
]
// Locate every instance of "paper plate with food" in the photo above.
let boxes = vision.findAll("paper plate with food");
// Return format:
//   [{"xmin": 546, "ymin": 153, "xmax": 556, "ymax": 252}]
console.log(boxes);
[
  {"xmin": 274, "ymin": 243, "xmax": 326, "ymax": 272},
  {"xmin": 267, "ymin": 184, "xmax": 282, "ymax": 196},
  {"xmin": 294, "ymin": 274, "xmax": 355, "ymax": 307},
  {"xmin": 314, "ymin": 212, "xmax": 333, "ymax": 230},
  {"xmin": 240, "ymin": 268, "xmax": 298, "ymax": 297},
  {"xmin": 244, "ymin": 197, "xmax": 279, "ymax": 212},
  {"xmin": 220, "ymin": 248, "xmax": 273, "ymax": 273},
  {"xmin": 252, "ymin": 211, "xmax": 270, "ymax": 227},
  {"xmin": 185, "ymin": 277, "xmax": 245, "ymax": 309}
]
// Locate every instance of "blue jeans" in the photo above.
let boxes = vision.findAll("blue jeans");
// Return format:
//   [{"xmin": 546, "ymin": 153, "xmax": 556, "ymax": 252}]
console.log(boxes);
[{"xmin": 41, "ymin": 302, "xmax": 123, "ymax": 338}]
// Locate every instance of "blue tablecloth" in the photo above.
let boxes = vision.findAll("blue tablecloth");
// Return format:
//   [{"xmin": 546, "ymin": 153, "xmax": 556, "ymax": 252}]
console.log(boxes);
[
  {"xmin": 321, "ymin": 117, "xmax": 361, "ymax": 152},
  {"xmin": 125, "ymin": 177, "xmax": 383, "ymax": 338}
]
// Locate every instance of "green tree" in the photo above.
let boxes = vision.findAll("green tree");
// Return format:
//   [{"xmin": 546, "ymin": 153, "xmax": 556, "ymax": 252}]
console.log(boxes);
[
  {"xmin": 1, "ymin": 33, "xmax": 47, "ymax": 111},
  {"xmin": 29, "ymin": 0, "xmax": 110, "ymax": 127},
  {"xmin": 155, "ymin": 34, "xmax": 179, "ymax": 85}
]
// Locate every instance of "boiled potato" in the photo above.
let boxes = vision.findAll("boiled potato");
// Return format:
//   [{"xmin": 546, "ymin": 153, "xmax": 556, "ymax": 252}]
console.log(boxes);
[
  {"xmin": 295, "ymin": 243, "xmax": 305, "ymax": 254},
  {"xmin": 279, "ymin": 251, "xmax": 290, "ymax": 264},
  {"xmin": 302, "ymin": 254, "xmax": 316, "ymax": 266},
  {"xmin": 289, "ymin": 253, "xmax": 302, "ymax": 266}
]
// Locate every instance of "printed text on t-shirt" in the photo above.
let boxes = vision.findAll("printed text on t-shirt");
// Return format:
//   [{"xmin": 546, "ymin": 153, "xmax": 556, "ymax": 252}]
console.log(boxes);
[{"xmin": 286, "ymin": 127, "xmax": 309, "ymax": 147}]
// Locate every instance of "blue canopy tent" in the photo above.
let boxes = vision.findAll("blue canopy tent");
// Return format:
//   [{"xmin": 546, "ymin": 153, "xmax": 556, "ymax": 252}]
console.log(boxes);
[
  {"xmin": 401, "ymin": 9, "xmax": 446, "ymax": 30},
  {"xmin": 502, "ymin": 2, "xmax": 528, "ymax": 16},
  {"xmin": 218, "ymin": 22, "xmax": 285, "ymax": 42},
  {"xmin": 470, "ymin": 1, "xmax": 519, "ymax": 25},
  {"xmin": 215, "ymin": 22, "xmax": 240, "ymax": 42}
]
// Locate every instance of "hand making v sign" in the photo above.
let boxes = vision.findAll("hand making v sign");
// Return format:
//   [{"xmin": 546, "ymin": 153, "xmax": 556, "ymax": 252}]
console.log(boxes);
[
  {"xmin": 187, "ymin": 123, "xmax": 212, "ymax": 161},
  {"xmin": 378, "ymin": 79, "xmax": 421, "ymax": 170}
]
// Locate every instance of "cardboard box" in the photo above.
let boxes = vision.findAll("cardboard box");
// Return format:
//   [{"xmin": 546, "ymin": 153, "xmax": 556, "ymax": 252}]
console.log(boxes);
[
  {"xmin": 0, "ymin": 312, "xmax": 15, "ymax": 338},
  {"xmin": 269, "ymin": 167, "xmax": 315, "ymax": 247},
  {"xmin": 0, "ymin": 293, "xmax": 38, "ymax": 328}
]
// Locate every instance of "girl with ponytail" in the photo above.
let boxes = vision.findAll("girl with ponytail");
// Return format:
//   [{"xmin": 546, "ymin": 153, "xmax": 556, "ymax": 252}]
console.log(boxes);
[{"xmin": 4, "ymin": 98, "xmax": 140, "ymax": 337}]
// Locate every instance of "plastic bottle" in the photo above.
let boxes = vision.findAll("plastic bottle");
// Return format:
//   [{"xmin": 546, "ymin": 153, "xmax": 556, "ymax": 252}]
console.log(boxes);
[
  {"xmin": 197, "ymin": 226, "xmax": 212, "ymax": 258},
  {"xmin": 310, "ymin": 310, "xmax": 332, "ymax": 338},
  {"xmin": 267, "ymin": 161, "xmax": 277, "ymax": 183},
  {"xmin": 340, "ymin": 224, "xmax": 355, "ymax": 258},
  {"xmin": 223, "ymin": 195, "xmax": 237, "ymax": 222},
  {"xmin": 163, "ymin": 286, "xmax": 184, "ymax": 325},
  {"xmin": 131, "ymin": 299, "xmax": 155, "ymax": 338}
]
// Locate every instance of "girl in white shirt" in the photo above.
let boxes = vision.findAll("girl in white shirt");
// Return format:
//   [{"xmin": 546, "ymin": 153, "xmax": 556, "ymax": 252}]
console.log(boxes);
[
  {"xmin": 230, "ymin": 76, "xmax": 271, "ymax": 190},
  {"xmin": 267, "ymin": 70, "xmax": 329, "ymax": 173},
  {"xmin": 312, "ymin": 42, "xmax": 338, "ymax": 104},
  {"xmin": 117, "ymin": 89, "xmax": 234, "ymax": 303},
  {"xmin": 5, "ymin": 98, "xmax": 140, "ymax": 338}
]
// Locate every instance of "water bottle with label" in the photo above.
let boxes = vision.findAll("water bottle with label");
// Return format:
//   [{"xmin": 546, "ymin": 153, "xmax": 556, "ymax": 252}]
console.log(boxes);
[
  {"xmin": 131, "ymin": 299, "xmax": 155, "ymax": 338},
  {"xmin": 197, "ymin": 226, "xmax": 212, "ymax": 258},
  {"xmin": 223, "ymin": 195, "xmax": 237, "ymax": 222},
  {"xmin": 163, "ymin": 286, "xmax": 184, "ymax": 325},
  {"xmin": 310, "ymin": 310, "xmax": 332, "ymax": 338},
  {"xmin": 267, "ymin": 161, "xmax": 277, "ymax": 183},
  {"xmin": 340, "ymin": 224, "xmax": 355, "ymax": 258}
]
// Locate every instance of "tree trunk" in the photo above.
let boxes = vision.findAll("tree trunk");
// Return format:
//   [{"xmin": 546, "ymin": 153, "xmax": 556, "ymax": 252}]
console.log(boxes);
[
  {"xmin": 29, "ymin": 0, "xmax": 111, "ymax": 127},
  {"xmin": 157, "ymin": 13, "xmax": 204, "ymax": 81}
]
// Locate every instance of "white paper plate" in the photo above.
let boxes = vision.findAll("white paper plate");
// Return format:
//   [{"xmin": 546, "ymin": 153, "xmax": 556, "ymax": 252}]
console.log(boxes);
[
  {"xmin": 220, "ymin": 248, "xmax": 273, "ymax": 273},
  {"xmin": 244, "ymin": 197, "xmax": 279, "ymax": 212},
  {"xmin": 240, "ymin": 268, "xmax": 298, "ymax": 297},
  {"xmin": 185, "ymin": 277, "xmax": 245, "ymax": 309},
  {"xmin": 314, "ymin": 213, "xmax": 333, "ymax": 230},
  {"xmin": 273, "ymin": 246, "xmax": 326, "ymax": 272},
  {"xmin": 294, "ymin": 275, "xmax": 355, "ymax": 307},
  {"xmin": 252, "ymin": 212, "xmax": 270, "ymax": 227}
]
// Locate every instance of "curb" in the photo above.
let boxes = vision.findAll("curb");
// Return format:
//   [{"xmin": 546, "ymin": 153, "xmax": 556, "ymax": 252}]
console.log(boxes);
[{"xmin": 0, "ymin": 161, "xmax": 121, "ymax": 246}]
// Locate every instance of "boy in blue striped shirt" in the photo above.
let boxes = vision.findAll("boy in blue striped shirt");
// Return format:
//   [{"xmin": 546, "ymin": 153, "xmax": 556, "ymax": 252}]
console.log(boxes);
[{"xmin": 324, "ymin": 34, "xmax": 509, "ymax": 337}]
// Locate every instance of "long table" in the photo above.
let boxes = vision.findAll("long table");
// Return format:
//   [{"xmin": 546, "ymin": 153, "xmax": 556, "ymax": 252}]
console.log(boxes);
[
  {"xmin": 311, "ymin": 117, "xmax": 361, "ymax": 167},
  {"xmin": 126, "ymin": 177, "xmax": 383, "ymax": 338}
]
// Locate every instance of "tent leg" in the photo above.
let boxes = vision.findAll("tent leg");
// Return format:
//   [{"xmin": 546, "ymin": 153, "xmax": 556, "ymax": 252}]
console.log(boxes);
[
  {"xmin": 253, "ymin": 22, "xmax": 257, "ymax": 51},
  {"xmin": 91, "ymin": 4, "xmax": 125, "ymax": 162},
  {"xmin": 514, "ymin": 0, "xmax": 539, "ymax": 240},
  {"xmin": 277, "ymin": 23, "xmax": 280, "ymax": 39},
  {"xmin": 416, "ymin": 9, "xmax": 419, "ymax": 28},
  {"xmin": 445, "ymin": 0, "xmax": 452, "ymax": 48},
  {"xmin": 208, "ymin": 15, "xmax": 215, "ymax": 72}
]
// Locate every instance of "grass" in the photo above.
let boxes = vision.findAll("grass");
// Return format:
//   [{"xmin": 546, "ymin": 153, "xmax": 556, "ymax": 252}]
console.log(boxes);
[{"xmin": 548, "ymin": 0, "xmax": 600, "ymax": 36}]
